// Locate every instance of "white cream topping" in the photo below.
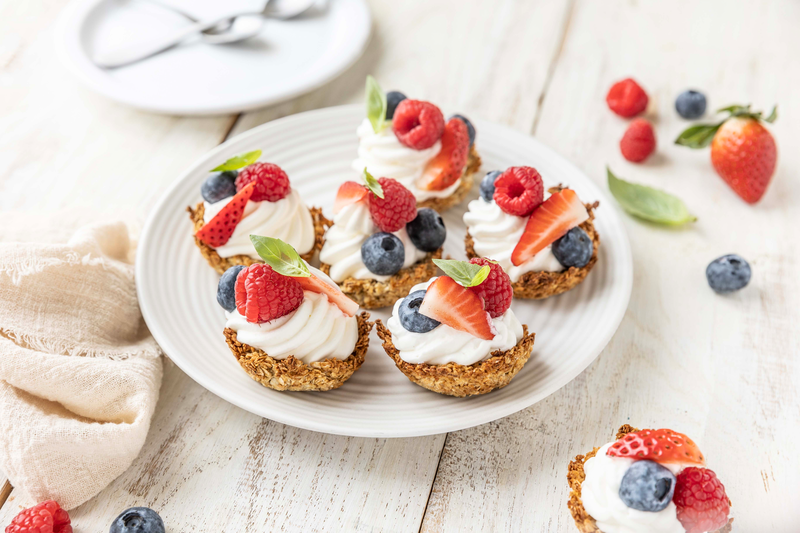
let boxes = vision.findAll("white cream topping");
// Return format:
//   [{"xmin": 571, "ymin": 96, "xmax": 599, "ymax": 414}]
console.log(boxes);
[
  {"xmin": 385, "ymin": 279, "xmax": 523, "ymax": 366},
  {"xmin": 203, "ymin": 189, "xmax": 315, "ymax": 259},
  {"xmin": 352, "ymin": 118, "xmax": 462, "ymax": 202},
  {"xmin": 319, "ymin": 201, "xmax": 426, "ymax": 283},
  {"xmin": 462, "ymin": 198, "xmax": 564, "ymax": 282}
]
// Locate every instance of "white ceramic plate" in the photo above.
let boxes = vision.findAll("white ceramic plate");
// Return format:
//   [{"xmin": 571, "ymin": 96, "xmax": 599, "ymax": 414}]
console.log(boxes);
[
  {"xmin": 137, "ymin": 104, "xmax": 633, "ymax": 437},
  {"xmin": 54, "ymin": 0, "xmax": 371, "ymax": 115}
]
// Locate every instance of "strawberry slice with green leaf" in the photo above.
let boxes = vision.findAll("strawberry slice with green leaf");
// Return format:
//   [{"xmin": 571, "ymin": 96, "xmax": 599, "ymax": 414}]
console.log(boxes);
[
  {"xmin": 417, "ymin": 118, "xmax": 470, "ymax": 191},
  {"xmin": 511, "ymin": 189, "xmax": 589, "ymax": 266},
  {"xmin": 333, "ymin": 181, "xmax": 369, "ymax": 215},
  {"xmin": 195, "ymin": 182, "xmax": 255, "ymax": 247},
  {"xmin": 419, "ymin": 276, "xmax": 495, "ymax": 340}
]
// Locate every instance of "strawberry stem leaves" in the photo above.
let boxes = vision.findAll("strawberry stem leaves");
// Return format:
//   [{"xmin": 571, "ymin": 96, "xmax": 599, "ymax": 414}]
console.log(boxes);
[{"xmin": 675, "ymin": 103, "xmax": 778, "ymax": 148}]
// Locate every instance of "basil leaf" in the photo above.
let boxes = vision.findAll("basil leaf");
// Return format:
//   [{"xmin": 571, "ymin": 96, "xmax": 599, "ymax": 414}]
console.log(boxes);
[
  {"xmin": 211, "ymin": 150, "xmax": 262, "ymax": 172},
  {"xmin": 249, "ymin": 235, "xmax": 310, "ymax": 277},
  {"xmin": 674, "ymin": 123, "xmax": 721, "ymax": 148},
  {"xmin": 433, "ymin": 259, "xmax": 491, "ymax": 287},
  {"xmin": 607, "ymin": 168, "xmax": 696, "ymax": 226},
  {"xmin": 363, "ymin": 168, "xmax": 384, "ymax": 199},
  {"xmin": 365, "ymin": 75, "xmax": 387, "ymax": 134}
]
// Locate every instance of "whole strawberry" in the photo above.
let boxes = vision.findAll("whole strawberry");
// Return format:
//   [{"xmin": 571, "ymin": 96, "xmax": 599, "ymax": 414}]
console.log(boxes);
[{"xmin": 676, "ymin": 104, "xmax": 777, "ymax": 203}]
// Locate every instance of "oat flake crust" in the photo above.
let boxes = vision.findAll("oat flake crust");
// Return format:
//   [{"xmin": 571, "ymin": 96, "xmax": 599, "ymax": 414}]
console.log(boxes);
[{"xmin": 416, "ymin": 145, "xmax": 482, "ymax": 213}]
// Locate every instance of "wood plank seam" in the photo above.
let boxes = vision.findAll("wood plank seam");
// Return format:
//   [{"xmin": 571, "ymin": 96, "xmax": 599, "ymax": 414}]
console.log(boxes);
[{"xmin": 417, "ymin": 433, "xmax": 448, "ymax": 533}]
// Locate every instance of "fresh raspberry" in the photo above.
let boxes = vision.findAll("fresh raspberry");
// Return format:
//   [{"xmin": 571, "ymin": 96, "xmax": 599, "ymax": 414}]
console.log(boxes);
[
  {"xmin": 467, "ymin": 258, "xmax": 513, "ymax": 318},
  {"xmin": 392, "ymin": 99, "xmax": 445, "ymax": 150},
  {"xmin": 620, "ymin": 118, "xmax": 656, "ymax": 162},
  {"xmin": 5, "ymin": 500, "xmax": 72, "ymax": 533},
  {"xmin": 369, "ymin": 177, "xmax": 417, "ymax": 232},
  {"xmin": 235, "ymin": 264, "xmax": 304, "ymax": 323},
  {"xmin": 235, "ymin": 162, "xmax": 290, "ymax": 202},
  {"xmin": 606, "ymin": 78, "xmax": 649, "ymax": 117},
  {"xmin": 673, "ymin": 467, "xmax": 731, "ymax": 533},
  {"xmin": 492, "ymin": 166, "xmax": 544, "ymax": 217}
]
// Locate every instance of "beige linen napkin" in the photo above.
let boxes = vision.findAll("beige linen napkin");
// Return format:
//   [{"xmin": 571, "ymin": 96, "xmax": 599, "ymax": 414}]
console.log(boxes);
[{"xmin": 0, "ymin": 212, "xmax": 163, "ymax": 510}]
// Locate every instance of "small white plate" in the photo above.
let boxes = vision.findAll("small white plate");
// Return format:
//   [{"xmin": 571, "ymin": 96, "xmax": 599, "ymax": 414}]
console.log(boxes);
[
  {"xmin": 136, "ymin": 105, "xmax": 633, "ymax": 438},
  {"xmin": 55, "ymin": 0, "xmax": 371, "ymax": 115}
]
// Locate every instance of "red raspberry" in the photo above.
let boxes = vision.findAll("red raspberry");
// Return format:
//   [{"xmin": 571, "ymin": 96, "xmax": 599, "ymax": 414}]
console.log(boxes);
[
  {"xmin": 493, "ymin": 166, "xmax": 544, "ymax": 217},
  {"xmin": 6, "ymin": 500, "xmax": 72, "ymax": 533},
  {"xmin": 235, "ymin": 162, "xmax": 290, "ymax": 202},
  {"xmin": 235, "ymin": 264, "xmax": 304, "ymax": 324},
  {"xmin": 673, "ymin": 467, "xmax": 731, "ymax": 533},
  {"xmin": 606, "ymin": 78, "xmax": 649, "ymax": 117},
  {"xmin": 392, "ymin": 100, "xmax": 445, "ymax": 150},
  {"xmin": 467, "ymin": 258, "xmax": 513, "ymax": 318},
  {"xmin": 369, "ymin": 178, "xmax": 417, "ymax": 232},
  {"xmin": 620, "ymin": 118, "xmax": 656, "ymax": 162}
]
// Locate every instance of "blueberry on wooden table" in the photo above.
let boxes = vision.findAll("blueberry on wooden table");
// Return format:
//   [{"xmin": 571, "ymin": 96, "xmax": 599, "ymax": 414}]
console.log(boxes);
[{"xmin": 109, "ymin": 507, "xmax": 165, "ymax": 533}]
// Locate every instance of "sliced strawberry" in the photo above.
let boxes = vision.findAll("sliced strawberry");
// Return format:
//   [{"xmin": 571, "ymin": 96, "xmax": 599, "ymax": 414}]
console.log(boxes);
[
  {"xmin": 333, "ymin": 181, "xmax": 369, "ymax": 214},
  {"xmin": 417, "ymin": 118, "xmax": 470, "ymax": 191},
  {"xmin": 195, "ymin": 182, "xmax": 255, "ymax": 247},
  {"xmin": 607, "ymin": 428, "xmax": 706, "ymax": 466},
  {"xmin": 419, "ymin": 276, "xmax": 495, "ymax": 340},
  {"xmin": 295, "ymin": 272, "xmax": 359, "ymax": 317},
  {"xmin": 511, "ymin": 189, "xmax": 589, "ymax": 266}
]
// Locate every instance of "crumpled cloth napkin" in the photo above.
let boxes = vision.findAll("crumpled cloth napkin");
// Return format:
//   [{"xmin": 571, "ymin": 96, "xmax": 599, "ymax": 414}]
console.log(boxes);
[{"xmin": 0, "ymin": 213, "xmax": 163, "ymax": 510}]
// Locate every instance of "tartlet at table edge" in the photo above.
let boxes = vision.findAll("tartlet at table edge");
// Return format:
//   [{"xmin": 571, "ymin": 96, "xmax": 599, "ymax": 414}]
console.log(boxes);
[
  {"xmin": 375, "ymin": 319, "xmax": 535, "ymax": 397},
  {"xmin": 567, "ymin": 424, "xmax": 734, "ymax": 533},
  {"xmin": 187, "ymin": 202, "xmax": 331, "ymax": 275},
  {"xmin": 224, "ymin": 312, "xmax": 373, "ymax": 392},
  {"xmin": 416, "ymin": 145, "xmax": 482, "ymax": 213},
  {"xmin": 465, "ymin": 186, "xmax": 600, "ymax": 300}
]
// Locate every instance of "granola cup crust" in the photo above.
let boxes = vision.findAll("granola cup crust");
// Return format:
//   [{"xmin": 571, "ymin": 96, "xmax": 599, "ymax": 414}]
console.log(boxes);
[
  {"xmin": 320, "ymin": 248, "xmax": 442, "ymax": 309},
  {"xmin": 375, "ymin": 319, "xmax": 535, "ymax": 397},
  {"xmin": 416, "ymin": 145, "xmax": 482, "ymax": 213},
  {"xmin": 223, "ymin": 312, "xmax": 372, "ymax": 392},
  {"xmin": 567, "ymin": 425, "xmax": 734, "ymax": 533},
  {"xmin": 187, "ymin": 202, "xmax": 331, "ymax": 275}
]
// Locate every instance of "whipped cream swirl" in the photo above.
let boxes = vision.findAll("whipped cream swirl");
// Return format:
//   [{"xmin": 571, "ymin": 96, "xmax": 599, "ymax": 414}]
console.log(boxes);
[
  {"xmin": 463, "ymin": 198, "xmax": 564, "ymax": 282},
  {"xmin": 319, "ymin": 201, "xmax": 426, "ymax": 283},
  {"xmin": 204, "ymin": 189, "xmax": 315, "ymax": 259},
  {"xmin": 386, "ymin": 279, "xmax": 523, "ymax": 366}
]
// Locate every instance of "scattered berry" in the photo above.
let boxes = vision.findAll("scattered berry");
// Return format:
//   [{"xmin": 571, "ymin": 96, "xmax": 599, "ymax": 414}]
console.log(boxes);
[
  {"xmin": 385, "ymin": 91, "xmax": 407, "ymax": 119},
  {"xmin": 406, "ymin": 208, "xmax": 446, "ymax": 252},
  {"xmin": 511, "ymin": 189, "xmax": 589, "ymax": 267},
  {"xmin": 480, "ymin": 170, "xmax": 502, "ymax": 202},
  {"xmin": 417, "ymin": 118, "xmax": 470, "ymax": 191},
  {"xmin": 109, "ymin": 507, "xmax": 165, "ymax": 533},
  {"xmin": 706, "ymin": 254, "xmax": 751, "ymax": 293},
  {"xmin": 618, "ymin": 460, "xmax": 676, "ymax": 512},
  {"xmin": 467, "ymin": 258, "xmax": 512, "ymax": 318},
  {"xmin": 369, "ymin": 178, "xmax": 417, "ymax": 232},
  {"xmin": 551, "ymin": 226, "xmax": 593, "ymax": 268},
  {"xmin": 711, "ymin": 116, "xmax": 777, "ymax": 203},
  {"xmin": 673, "ymin": 468, "xmax": 730, "ymax": 533},
  {"xmin": 493, "ymin": 166, "xmax": 544, "ymax": 217},
  {"xmin": 392, "ymin": 99, "xmax": 445, "ymax": 150},
  {"xmin": 607, "ymin": 428, "xmax": 705, "ymax": 466},
  {"xmin": 361, "ymin": 232, "xmax": 405, "ymax": 276},
  {"xmin": 334, "ymin": 181, "xmax": 369, "ymax": 214},
  {"xmin": 235, "ymin": 162, "xmax": 290, "ymax": 202},
  {"xmin": 235, "ymin": 264, "xmax": 304, "ymax": 323},
  {"xmin": 398, "ymin": 290, "xmax": 441, "ymax": 333},
  {"xmin": 217, "ymin": 265, "xmax": 245, "ymax": 312},
  {"xmin": 294, "ymin": 270, "xmax": 359, "ymax": 317},
  {"xmin": 5, "ymin": 501, "xmax": 71, "ymax": 533},
  {"xmin": 195, "ymin": 182, "xmax": 255, "ymax": 247},
  {"xmin": 201, "ymin": 170, "xmax": 238, "ymax": 203},
  {"xmin": 606, "ymin": 78, "xmax": 649, "ymax": 117},
  {"xmin": 449, "ymin": 114, "xmax": 475, "ymax": 147},
  {"xmin": 419, "ymin": 276, "xmax": 495, "ymax": 340},
  {"xmin": 620, "ymin": 118, "xmax": 656, "ymax": 162},
  {"xmin": 676, "ymin": 90, "xmax": 707, "ymax": 119}
]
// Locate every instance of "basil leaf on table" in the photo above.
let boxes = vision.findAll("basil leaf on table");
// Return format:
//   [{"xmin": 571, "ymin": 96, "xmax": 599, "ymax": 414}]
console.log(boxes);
[{"xmin": 607, "ymin": 168, "xmax": 696, "ymax": 226}]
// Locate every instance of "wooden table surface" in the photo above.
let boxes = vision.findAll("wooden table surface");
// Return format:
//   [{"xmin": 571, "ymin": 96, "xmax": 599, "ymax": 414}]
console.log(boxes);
[{"xmin": 2, "ymin": 0, "xmax": 798, "ymax": 531}]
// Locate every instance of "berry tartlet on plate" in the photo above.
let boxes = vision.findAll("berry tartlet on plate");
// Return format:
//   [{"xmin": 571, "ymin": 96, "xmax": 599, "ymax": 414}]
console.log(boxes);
[
  {"xmin": 217, "ymin": 237, "xmax": 372, "ymax": 392},
  {"xmin": 375, "ymin": 259, "xmax": 536, "ymax": 397},
  {"xmin": 464, "ymin": 166, "xmax": 600, "ymax": 299},
  {"xmin": 568, "ymin": 425, "xmax": 733, "ymax": 533},
  {"xmin": 352, "ymin": 76, "xmax": 482, "ymax": 213},
  {"xmin": 319, "ymin": 171, "xmax": 445, "ymax": 309},
  {"xmin": 188, "ymin": 150, "xmax": 327, "ymax": 274}
]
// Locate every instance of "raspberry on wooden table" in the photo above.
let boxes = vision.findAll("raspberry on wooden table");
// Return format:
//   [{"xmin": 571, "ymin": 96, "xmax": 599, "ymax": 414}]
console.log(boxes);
[
  {"xmin": 467, "ymin": 258, "xmax": 512, "ymax": 318},
  {"xmin": 606, "ymin": 78, "xmax": 649, "ymax": 117},
  {"xmin": 235, "ymin": 264, "xmax": 304, "ymax": 323},
  {"xmin": 620, "ymin": 118, "xmax": 656, "ymax": 162},
  {"xmin": 235, "ymin": 162, "xmax": 290, "ymax": 202},
  {"xmin": 368, "ymin": 177, "xmax": 417, "ymax": 233},
  {"xmin": 392, "ymin": 99, "xmax": 445, "ymax": 150},
  {"xmin": 5, "ymin": 500, "xmax": 72, "ymax": 533}
]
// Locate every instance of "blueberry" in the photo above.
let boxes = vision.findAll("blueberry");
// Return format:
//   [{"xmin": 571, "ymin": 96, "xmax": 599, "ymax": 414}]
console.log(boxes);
[
  {"xmin": 110, "ymin": 507, "xmax": 165, "ymax": 533},
  {"xmin": 201, "ymin": 170, "xmax": 238, "ymax": 203},
  {"xmin": 361, "ymin": 232, "xmax": 405, "ymax": 275},
  {"xmin": 480, "ymin": 170, "xmax": 502, "ymax": 202},
  {"xmin": 706, "ymin": 254, "xmax": 751, "ymax": 293},
  {"xmin": 386, "ymin": 91, "xmax": 407, "ymax": 119},
  {"xmin": 406, "ymin": 208, "xmax": 446, "ymax": 252},
  {"xmin": 398, "ymin": 290, "xmax": 440, "ymax": 333},
  {"xmin": 217, "ymin": 265, "xmax": 244, "ymax": 312},
  {"xmin": 552, "ymin": 227, "xmax": 593, "ymax": 268},
  {"xmin": 449, "ymin": 114, "xmax": 476, "ymax": 147},
  {"xmin": 619, "ymin": 460, "xmax": 676, "ymax": 512},
  {"xmin": 675, "ymin": 90, "xmax": 707, "ymax": 119}
]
